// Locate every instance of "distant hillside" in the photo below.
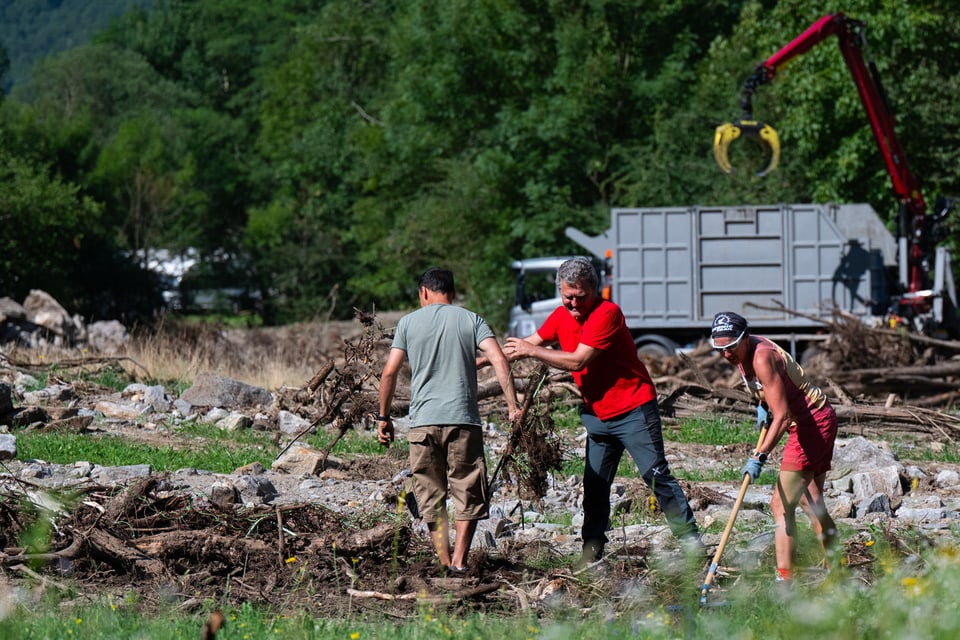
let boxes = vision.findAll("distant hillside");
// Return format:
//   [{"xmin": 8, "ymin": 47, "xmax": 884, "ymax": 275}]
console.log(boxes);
[{"xmin": 0, "ymin": 0, "xmax": 152, "ymax": 93}]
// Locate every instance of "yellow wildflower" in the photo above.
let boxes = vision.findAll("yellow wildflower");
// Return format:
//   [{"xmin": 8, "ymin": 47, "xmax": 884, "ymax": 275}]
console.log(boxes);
[{"xmin": 901, "ymin": 576, "xmax": 924, "ymax": 597}]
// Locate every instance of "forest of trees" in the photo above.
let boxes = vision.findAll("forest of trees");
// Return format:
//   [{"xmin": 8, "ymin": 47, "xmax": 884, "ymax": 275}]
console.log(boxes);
[{"xmin": 1, "ymin": 0, "xmax": 958, "ymax": 330}]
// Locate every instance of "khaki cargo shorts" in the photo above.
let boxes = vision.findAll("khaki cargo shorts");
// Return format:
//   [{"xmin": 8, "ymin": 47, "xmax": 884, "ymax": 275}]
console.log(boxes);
[{"xmin": 407, "ymin": 425, "xmax": 488, "ymax": 523}]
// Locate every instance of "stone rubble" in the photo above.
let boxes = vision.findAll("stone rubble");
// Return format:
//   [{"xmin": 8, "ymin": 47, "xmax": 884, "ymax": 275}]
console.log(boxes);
[
  {"xmin": 2, "ymin": 372, "xmax": 960, "ymax": 566},
  {"xmin": 1, "ymin": 290, "xmax": 128, "ymax": 352}
]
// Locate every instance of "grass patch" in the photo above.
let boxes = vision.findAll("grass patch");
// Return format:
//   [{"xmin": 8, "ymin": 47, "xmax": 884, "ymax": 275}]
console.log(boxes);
[
  {"xmin": 5, "ymin": 549, "xmax": 960, "ymax": 638},
  {"xmin": 174, "ymin": 420, "xmax": 277, "ymax": 445},
  {"xmin": 548, "ymin": 403, "xmax": 583, "ymax": 432},
  {"xmin": 16, "ymin": 422, "xmax": 395, "ymax": 473},
  {"xmin": 16, "ymin": 419, "xmax": 395, "ymax": 476},
  {"xmin": 304, "ymin": 428, "xmax": 405, "ymax": 456},
  {"xmin": 559, "ymin": 456, "xmax": 646, "ymax": 479},
  {"xmin": 15, "ymin": 371, "xmax": 48, "ymax": 393},
  {"xmin": 546, "ymin": 408, "xmax": 755, "ymax": 446},
  {"xmin": 889, "ymin": 438, "xmax": 960, "ymax": 463},
  {"xmin": 16, "ymin": 432, "xmax": 273, "ymax": 474},
  {"xmin": 538, "ymin": 510, "xmax": 575, "ymax": 527},
  {"xmin": 0, "ymin": 603, "xmax": 214, "ymax": 639},
  {"xmin": 669, "ymin": 414, "xmax": 758, "ymax": 445},
  {"xmin": 81, "ymin": 364, "xmax": 132, "ymax": 392}
]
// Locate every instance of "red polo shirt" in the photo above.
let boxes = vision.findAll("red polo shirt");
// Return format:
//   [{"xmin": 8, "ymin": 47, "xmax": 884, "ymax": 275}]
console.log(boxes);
[{"xmin": 538, "ymin": 299, "xmax": 656, "ymax": 419}]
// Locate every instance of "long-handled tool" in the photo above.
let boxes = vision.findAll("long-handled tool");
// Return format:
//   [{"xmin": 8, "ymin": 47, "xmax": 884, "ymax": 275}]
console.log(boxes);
[{"xmin": 699, "ymin": 423, "xmax": 769, "ymax": 605}]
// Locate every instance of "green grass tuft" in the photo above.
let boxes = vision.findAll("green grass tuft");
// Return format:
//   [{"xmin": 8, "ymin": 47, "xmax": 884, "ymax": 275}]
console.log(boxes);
[
  {"xmin": 17, "ymin": 432, "xmax": 273, "ymax": 473},
  {"xmin": 670, "ymin": 414, "xmax": 758, "ymax": 445},
  {"xmin": 5, "ymin": 553, "xmax": 960, "ymax": 639}
]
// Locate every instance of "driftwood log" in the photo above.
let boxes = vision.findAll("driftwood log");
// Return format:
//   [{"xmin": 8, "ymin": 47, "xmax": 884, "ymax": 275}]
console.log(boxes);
[{"xmin": 305, "ymin": 521, "xmax": 409, "ymax": 558}]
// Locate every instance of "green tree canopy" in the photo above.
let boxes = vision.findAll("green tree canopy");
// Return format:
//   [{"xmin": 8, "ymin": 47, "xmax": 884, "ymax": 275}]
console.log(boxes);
[
  {"xmin": 0, "ymin": 141, "xmax": 102, "ymax": 304},
  {"xmin": 1, "ymin": 0, "xmax": 957, "ymax": 327}
]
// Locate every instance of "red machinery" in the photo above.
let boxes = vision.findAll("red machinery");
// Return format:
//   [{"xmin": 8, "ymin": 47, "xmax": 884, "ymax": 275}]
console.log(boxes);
[{"xmin": 714, "ymin": 13, "xmax": 955, "ymax": 332}]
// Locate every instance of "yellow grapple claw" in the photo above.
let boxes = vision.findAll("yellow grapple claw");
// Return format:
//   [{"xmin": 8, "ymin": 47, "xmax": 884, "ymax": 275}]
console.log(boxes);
[
  {"xmin": 712, "ymin": 120, "xmax": 780, "ymax": 177},
  {"xmin": 712, "ymin": 122, "xmax": 741, "ymax": 174},
  {"xmin": 754, "ymin": 123, "xmax": 780, "ymax": 177}
]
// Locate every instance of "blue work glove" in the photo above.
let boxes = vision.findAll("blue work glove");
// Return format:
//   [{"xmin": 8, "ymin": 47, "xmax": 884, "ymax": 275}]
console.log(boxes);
[
  {"xmin": 756, "ymin": 403, "xmax": 770, "ymax": 430},
  {"xmin": 741, "ymin": 454, "xmax": 766, "ymax": 482}
]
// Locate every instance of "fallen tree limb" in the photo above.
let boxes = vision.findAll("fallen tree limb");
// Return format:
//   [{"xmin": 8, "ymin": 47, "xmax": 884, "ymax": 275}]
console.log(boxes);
[
  {"xmin": 745, "ymin": 299, "xmax": 960, "ymax": 352},
  {"xmin": 0, "ymin": 534, "xmax": 84, "ymax": 567},
  {"xmin": 659, "ymin": 380, "xmax": 960, "ymax": 438},
  {"xmin": 131, "ymin": 530, "xmax": 273, "ymax": 559},
  {"xmin": 85, "ymin": 528, "xmax": 170, "ymax": 578},
  {"xmin": 103, "ymin": 475, "xmax": 160, "ymax": 523},
  {"xmin": 832, "ymin": 360, "xmax": 960, "ymax": 379},
  {"xmin": 0, "ymin": 352, "xmax": 153, "ymax": 377},
  {"xmin": 305, "ymin": 522, "xmax": 408, "ymax": 558},
  {"xmin": 833, "ymin": 403, "xmax": 960, "ymax": 424},
  {"xmin": 346, "ymin": 588, "xmax": 420, "ymax": 601},
  {"xmin": 11, "ymin": 563, "xmax": 72, "ymax": 592}
]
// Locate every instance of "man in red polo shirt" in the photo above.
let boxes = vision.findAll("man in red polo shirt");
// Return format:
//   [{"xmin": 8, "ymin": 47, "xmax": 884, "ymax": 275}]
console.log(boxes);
[{"xmin": 505, "ymin": 257, "xmax": 702, "ymax": 565}]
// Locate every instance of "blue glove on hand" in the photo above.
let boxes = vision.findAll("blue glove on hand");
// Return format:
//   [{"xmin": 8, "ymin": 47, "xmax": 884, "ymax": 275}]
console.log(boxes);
[
  {"xmin": 756, "ymin": 403, "xmax": 770, "ymax": 430},
  {"xmin": 741, "ymin": 455, "xmax": 766, "ymax": 482}
]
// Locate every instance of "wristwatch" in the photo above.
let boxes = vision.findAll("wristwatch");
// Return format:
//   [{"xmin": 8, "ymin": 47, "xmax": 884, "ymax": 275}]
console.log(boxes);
[
  {"xmin": 753, "ymin": 451, "xmax": 768, "ymax": 464},
  {"xmin": 376, "ymin": 415, "xmax": 392, "ymax": 422}
]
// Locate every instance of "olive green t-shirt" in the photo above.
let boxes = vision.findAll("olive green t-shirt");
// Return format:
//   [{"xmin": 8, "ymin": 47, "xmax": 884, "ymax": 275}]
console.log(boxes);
[{"xmin": 392, "ymin": 303, "xmax": 494, "ymax": 427}]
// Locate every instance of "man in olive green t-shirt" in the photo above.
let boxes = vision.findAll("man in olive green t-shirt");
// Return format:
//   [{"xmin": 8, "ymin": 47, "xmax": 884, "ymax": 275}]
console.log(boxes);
[{"xmin": 377, "ymin": 268, "xmax": 518, "ymax": 575}]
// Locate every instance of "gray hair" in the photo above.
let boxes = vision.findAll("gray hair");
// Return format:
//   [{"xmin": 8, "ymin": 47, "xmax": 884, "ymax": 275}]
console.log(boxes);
[{"xmin": 557, "ymin": 257, "xmax": 598, "ymax": 290}]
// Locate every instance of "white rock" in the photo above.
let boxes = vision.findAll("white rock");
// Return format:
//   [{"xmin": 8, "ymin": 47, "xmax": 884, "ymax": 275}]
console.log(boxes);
[
  {"xmin": 935, "ymin": 469, "xmax": 960, "ymax": 488},
  {"xmin": 851, "ymin": 465, "xmax": 903, "ymax": 500}
]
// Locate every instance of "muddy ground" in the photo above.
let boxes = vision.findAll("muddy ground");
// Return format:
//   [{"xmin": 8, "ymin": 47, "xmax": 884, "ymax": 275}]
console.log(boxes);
[{"xmin": 2, "ymin": 313, "xmax": 960, "ymax": 621}]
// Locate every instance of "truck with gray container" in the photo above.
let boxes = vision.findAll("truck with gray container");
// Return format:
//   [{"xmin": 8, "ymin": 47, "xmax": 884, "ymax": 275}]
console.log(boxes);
[{"xmin": 508, "ymin": 202, "xmax": 956, "ymax": 359}]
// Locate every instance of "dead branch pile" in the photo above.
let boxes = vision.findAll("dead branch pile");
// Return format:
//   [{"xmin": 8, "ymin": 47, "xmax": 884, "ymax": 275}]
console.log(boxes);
[
  {"xmin": 274, "ymin": 309, "xmax": 388, "ymax": 429},
  {"xmin": 5, "ymin": 474, "xmax": 636, "ymax": 615},
  {"xmin": 0, "ymin": 474, "xmax": 418, "ymax": 610},
  {"xmin": 270, "ymin": 310, "xmax": 392, "ymax": 464},
  {"xmin": 650, "ymin": 311, "xmax": 960, "ymax": 440},
  {"xmin": 491, "ymin": 365, "xmax": 566, "ymax": 501}
]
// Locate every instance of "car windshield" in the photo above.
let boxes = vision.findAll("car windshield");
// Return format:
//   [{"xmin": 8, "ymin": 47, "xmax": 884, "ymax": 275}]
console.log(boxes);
[{"xmin": 519, "ymin": 270, "xmax": 558, "ymax": 305}]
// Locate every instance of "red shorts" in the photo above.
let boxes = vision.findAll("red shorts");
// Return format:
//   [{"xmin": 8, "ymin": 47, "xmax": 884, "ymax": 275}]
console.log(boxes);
[{"xmin": 780, "ymin": 403, "xmax": 837, "ymax": 474}]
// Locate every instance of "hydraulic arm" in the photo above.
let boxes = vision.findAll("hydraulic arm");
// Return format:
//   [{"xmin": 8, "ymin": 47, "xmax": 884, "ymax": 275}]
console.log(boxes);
[{"xmin": 714, "ymin": 12, "xmax": 951, "ymax": 305}]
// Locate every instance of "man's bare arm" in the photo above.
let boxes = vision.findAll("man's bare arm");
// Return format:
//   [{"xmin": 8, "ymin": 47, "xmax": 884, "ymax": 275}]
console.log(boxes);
[
  {"xmin": 503, "ymin": 336, "xmax": 599, "ymax": 372},
  {"xmin": 377, "ymin": 348, "xmax": 405, "ymax": 445},
  {"xmin": 479, "ymin": 332, "xmax": 546, "ymax": 367},
  {"xmin": 478, "ymin": 337, "xmax": 519, "ymax": 419},
  {"xmin": 752, "ymin": 348, "xmax": 791, "ymax": 455}
]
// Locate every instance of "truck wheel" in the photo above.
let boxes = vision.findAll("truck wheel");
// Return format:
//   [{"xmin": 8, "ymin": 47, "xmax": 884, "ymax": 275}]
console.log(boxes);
[{"xmin": 636, "ymin": 342, "xmax": 672, "ymax": 372}]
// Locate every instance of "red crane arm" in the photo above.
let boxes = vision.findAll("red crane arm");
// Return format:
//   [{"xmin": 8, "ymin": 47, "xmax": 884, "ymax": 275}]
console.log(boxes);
[{"xmin": 740, "ymin": 12, "xmax": 928, "ymax": 293}]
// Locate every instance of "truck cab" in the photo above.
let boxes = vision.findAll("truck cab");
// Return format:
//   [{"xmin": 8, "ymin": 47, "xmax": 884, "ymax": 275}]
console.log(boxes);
[{"xmin": 508, "ymin": 256, "xmax": 582, "ymax": 341}]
